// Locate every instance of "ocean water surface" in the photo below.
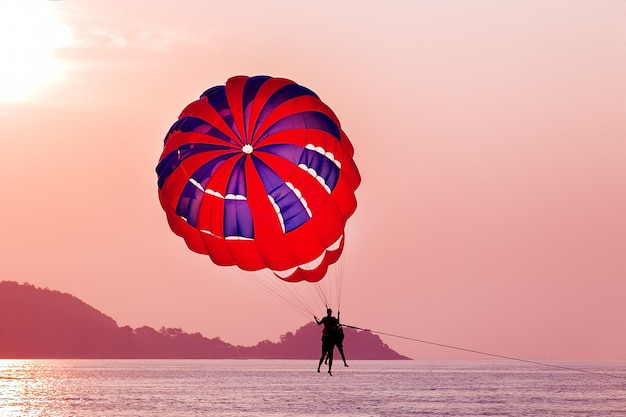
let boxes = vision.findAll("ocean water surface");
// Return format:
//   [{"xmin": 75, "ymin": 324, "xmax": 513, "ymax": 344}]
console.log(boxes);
[{"xmin": 0, "ymin": 359, "xmax": 624, "ymax": 416}]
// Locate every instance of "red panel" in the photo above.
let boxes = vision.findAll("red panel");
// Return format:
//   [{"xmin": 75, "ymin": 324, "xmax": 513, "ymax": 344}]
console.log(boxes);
[
  {"xmin": 224, "ymin": 239, "xmax": 266, "ymax": 271},
  {"xmin": 243, "ymin": 156, "xmax": 284, "ymax": 239},
  {"xmin": 179, "ymin": 99, "xmax": 241, "ymax": 145},
  {"xmin": 202, "ymin": 233, "xmax": 234, "ymax": 267},
  {"xmin": 252, "ymin": 95, "xmax": 339, "ymax": 144},
  {"xmin": 254, "ymin": 233, "xmax": 298, "ymax": 271},
  {"xmin": 165, "ymin": 212, "xmax": 207, "ymax": 255},
  {"xmin": 247, "ymin": 78, "xmax": 293, "ymax": 134},
  {"xmin": 224, "ymin": 76, "xmax": 247, "ymax": 146}
]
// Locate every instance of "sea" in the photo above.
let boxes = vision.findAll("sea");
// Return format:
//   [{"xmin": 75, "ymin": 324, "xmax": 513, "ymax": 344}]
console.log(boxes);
[{"xmin": 1, "ymin": 359, "xmax": 624, "ymax": 416}]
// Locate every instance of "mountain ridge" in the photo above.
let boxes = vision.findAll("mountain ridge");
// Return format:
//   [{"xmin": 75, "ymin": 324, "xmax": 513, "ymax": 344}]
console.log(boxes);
[{"xmin": 0, "ymin": 281, "xmax": 409, "ymax": 360}]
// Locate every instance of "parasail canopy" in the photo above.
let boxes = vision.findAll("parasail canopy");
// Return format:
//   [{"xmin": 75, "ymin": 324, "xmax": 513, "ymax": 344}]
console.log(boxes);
[{"xmin": 156, "ymin": 75, "xmax": 360, "ymax": 284}]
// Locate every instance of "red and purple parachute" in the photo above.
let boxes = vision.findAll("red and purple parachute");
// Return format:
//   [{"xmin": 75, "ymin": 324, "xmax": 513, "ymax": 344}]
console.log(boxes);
[{"xmin": 156, "ymin": 75, "xmax": 360, "ymax": 284}]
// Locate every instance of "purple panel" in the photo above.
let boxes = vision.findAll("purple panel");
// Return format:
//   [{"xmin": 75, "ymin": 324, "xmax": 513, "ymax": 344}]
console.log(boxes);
[
  {"xmin": 298, "ymin": 147, "xmax": 339, "ymax": 190},
  {"xmin": 256, "ymin": 111, "xmax": 341, "ymax": 144},
  {"xmin": 257, "ymin": 143, "xmax": 303, "ymax": 165},
  {"xmin": 224, "ymin": 199, "xmax": 253, "ymax": 239},
  {"xmin": 176, "ymin": 182, "xmax": 204, "ymax": 227},
  {"xmin": 156, "ymin": 143, "xmax": 233, "ymax": 189},
  {"xmin": 252, "ymin": 84, "xmax": 318, "ymax": 139},
  {"xmin": 251, "ymin": 155, "xmax": 287, "ymax": 193},
  {"xmin": 225, "ymin": 156, "xmax": 247, "ymax": 197},
  {"xmin": 191, "ymin": 153, "xmax": 233, "ymax": 189},
  {"xmin": 279, "ymin": 193, "xmax": 310, "ymax": 232},
  {"xmin": 200, "ymin": 85, "xmax": 225, "ymax": 100},
  {"xmin": 242, "ymin": 76, "xmax": 270, "ymax": 139},
  {"xmin": 202, "ymin": 85, "xmax": 242, "ymax": 142},
  {"xmin": 252, "ymin": 156, "xmax": 308, "ymax": 232},
  {"xmin": 165, "ymin": 116, "xmax": 234, "ymax": 144},
  {"xmin": 257, "ymin": 144, "xmax": 338, "ymax": 190}
]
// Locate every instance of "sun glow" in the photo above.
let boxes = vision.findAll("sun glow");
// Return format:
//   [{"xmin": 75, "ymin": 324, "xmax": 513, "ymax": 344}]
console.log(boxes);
[{"xmin": 0, "ymin": 0, "xmax": 73, "ymax": 102}]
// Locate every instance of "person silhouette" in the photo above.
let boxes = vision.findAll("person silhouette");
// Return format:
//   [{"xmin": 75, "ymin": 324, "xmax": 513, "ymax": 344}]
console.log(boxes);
[
  {"xmin": 314, "ymin": 308, "xmax": 339, "ymax": 375},
  {"xmin": 325, "ymin": 324, "xmax": 348, "ymax": 367}
]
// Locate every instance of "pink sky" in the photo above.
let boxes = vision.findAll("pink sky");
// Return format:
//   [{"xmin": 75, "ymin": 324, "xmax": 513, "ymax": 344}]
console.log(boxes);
[{"xmin": 1, "ymin": 0, "xmax": 624, "ymax": 360}]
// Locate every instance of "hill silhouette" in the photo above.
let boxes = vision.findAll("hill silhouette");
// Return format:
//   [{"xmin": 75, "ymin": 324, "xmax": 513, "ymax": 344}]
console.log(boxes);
[{"xmin": 0, "ymin": 281, "xmax": 409, "ymax": 360}]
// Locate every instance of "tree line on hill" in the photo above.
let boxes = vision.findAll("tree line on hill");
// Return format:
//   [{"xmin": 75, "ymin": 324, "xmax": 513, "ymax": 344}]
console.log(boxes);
[{"xmin": 0, "ymin": 281, "xmax": 409, "ymax": 360}]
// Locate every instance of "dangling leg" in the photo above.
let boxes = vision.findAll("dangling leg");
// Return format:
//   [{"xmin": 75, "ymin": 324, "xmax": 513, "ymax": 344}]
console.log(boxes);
[
  {"xmin": 318, "ymin": 347, "xmax": 325, "ymax": 372},
  {"xmin": 327, "ymin": 349, "xmax": 334, "ymax": 376},
  {"xmin": 338, "ymin": 345, "xmax": 348, "ymax": 367}
]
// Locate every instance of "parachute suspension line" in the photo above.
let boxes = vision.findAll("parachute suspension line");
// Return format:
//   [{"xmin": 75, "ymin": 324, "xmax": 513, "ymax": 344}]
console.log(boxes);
[
  {"xmin": 336, "ymin": 258, "xmax": 344, "ymax": 313},
  {"xmin": 276, "ymin": 279, "xmax": 319, "ymax": 317},
  {"xmin": 342, "ymin": 324, "xmax": 626, "ymax": 380},
  {"xmin": 324, "ymin": 250, "xmax": 343, "ymax": 313},
  {"xmin": 309, "ymin": 261, "xmax": 342, "ymax": 314},
  {"xmin": 229, "ymin": 226, "xmax": 355, "ymax": 320},
  {"xmin": 232, "ymin": 262, "xmax": 347, "ymax": 320},
  {"xmin": 334, "ymin": 224, "xmax": 351, "ymax": 313},
  {"xmin": 234, "ymin": 268, "xmax": 313, "ymax": 319},
  {"xmin": 308, "ymin": 282, "xmax": 329, "ymax": 312}
]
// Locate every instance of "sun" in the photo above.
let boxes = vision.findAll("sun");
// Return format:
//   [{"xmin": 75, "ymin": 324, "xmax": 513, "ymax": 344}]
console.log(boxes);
[{"xmin": 0, "ymin": 0, "xmax": 73, "ymax": 102}]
